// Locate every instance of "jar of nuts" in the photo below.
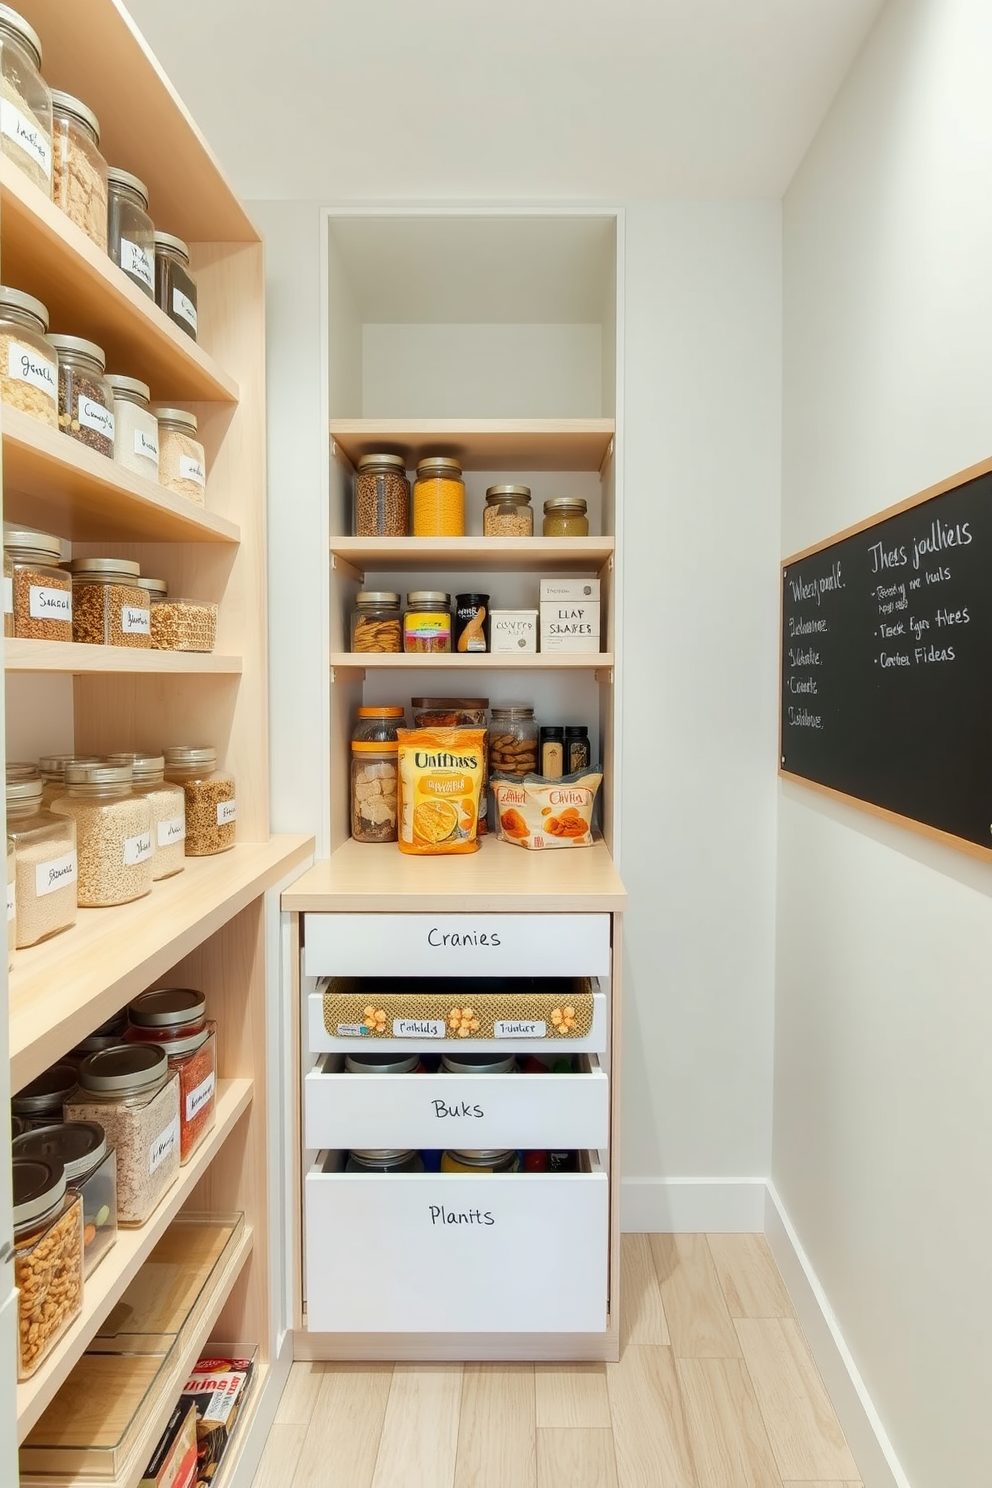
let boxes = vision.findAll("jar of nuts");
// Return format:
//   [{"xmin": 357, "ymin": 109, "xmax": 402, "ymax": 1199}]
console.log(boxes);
[
  {"xmin": 6, "ymin": 774, "xmax": 77, "ymax": 948},
  {"xmin": 153, "ymin": 406, "xmax": 206, "ymax": 504},
  {"xmin": 12, "ymin": 1156, "xmax": 84, "ymax": 1380},
  {"xmin": 351, "ymin": 592, "xmax": 401, "ymax": 653},
  {"xmin": 50, "ymin": 334, "xmax": 115, "ymax": 458},
  {"xmin": 5, "ymin": 528, "xmax": 71, "ymax": 640},
  {"xmin": 0, "ymin": 8, "xmax": 52, "ymax": 195},
  {"xmin": 49, "ymin": 762, "xmax": 154, "ymax": 908},
  {"xmin": 163, "ymin": 746, "xmax": 236, "ymax": 856},
  {"xmin": 354, "ymin": 453, "xmax": 409, "ymax": 536},
  {"xmin": 51, "ymin": 90, "xmax": 108, "ymax": 250},
  {"xmin": 14, "ymin": 1122, "xmax": 118, "ymax": 1277},
  {"xmin": 107, "ymin": 754, "xmax": 186, "ymax": 880},
  {"xmin": 489, "ymin": 704, "xmax": 539, "ymax": 778},
  {"xmin": 484, "ymin": 485, "xmax": 533, "ymax": 537},
  {"xmin": 107, "ymin": 166, "xmax": 155, "ymax": 297},
  {"xmin": 0, "ymin": 287, "xmax": 57, "ymax": 427},
  {"xmin": 66, "ymin": 557, "xmax": 151, "ymax": 647}
]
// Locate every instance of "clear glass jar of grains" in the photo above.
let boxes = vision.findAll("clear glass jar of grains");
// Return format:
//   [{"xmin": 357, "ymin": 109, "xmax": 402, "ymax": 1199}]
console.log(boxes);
[{"xmin": 163, "ymin": 746, "xmax": 236, "ymax": 855}]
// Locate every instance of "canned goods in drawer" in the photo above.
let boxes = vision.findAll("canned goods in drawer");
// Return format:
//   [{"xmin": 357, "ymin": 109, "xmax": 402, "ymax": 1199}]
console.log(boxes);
[
  {"xmin": 308, "ymin": 988, "xmax": 608, "ymax": 1055},
  {"xmin": 305, "ymin": 1052, "xmax": 609, "ymax": 1150},
  {"xmin": 304, "ymin": 1150, "xmax": 608, "ymax": 1334},
  {"xmin": 303, "ymin": 913, "xmax": 611, "ymax": 978}
]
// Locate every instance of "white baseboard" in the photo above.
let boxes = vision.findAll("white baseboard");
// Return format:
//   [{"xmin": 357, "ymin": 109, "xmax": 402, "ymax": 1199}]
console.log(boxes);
[{"xmin": 620, "ymin": 1176, "xmax": 767, "ymax": 1232}]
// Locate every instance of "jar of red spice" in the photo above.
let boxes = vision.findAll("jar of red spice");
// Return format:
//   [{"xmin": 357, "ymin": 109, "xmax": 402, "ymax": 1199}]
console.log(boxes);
[{"xmin": 124, "ymin": 988, "xmax": 216, "ymax": 1163}]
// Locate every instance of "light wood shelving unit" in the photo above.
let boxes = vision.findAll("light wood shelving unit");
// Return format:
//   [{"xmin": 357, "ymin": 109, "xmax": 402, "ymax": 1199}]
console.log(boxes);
[
  {"xmin": 330, "ymin": 417, "xmax": 614, "ymax": 472},
  {"xmin": 6, "ymin": 640, "xmax": 242, "ymax": 674},
  {"xmin": 330, "ymin": 650, "xmax": 614, "ymax": 673}
]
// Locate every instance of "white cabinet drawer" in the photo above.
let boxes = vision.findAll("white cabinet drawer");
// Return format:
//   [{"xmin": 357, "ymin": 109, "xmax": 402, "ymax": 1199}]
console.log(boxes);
[
  {"xmin": 305, "ymin": 1052, "xmax": 609, "ymax": 1150},
  {"xmin": 303, "ymin": 913, "xmax": 611, "ymax": 978},
  {"xmin": 304, "ymin": 1151, "xmax": 608, "ymax": 1333},
  {"xmin": 308, "ymin": 989, "xmax": 608, "ymax": 1055}
]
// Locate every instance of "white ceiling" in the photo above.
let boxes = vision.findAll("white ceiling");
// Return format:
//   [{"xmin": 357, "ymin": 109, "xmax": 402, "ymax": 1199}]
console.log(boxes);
[{"xmin": 126, "ymin": 0, "xmax": 884, "ymax": 202}]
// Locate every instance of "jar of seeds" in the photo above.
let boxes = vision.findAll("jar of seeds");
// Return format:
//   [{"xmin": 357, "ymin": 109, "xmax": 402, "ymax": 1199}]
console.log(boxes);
[
  {"xmin": 0, "ymin": 7, "xmax": 52, "ymax": 195},
  {"xmin": 50, "ymin": 761, "xmax": 153, "ymax": 907},
  {"xmin": 0, "ymin": 287, "xmax": 57, "ymax": 426},
  {"xmin": 153, "ymin": 407, "xmax": 205, "ymax": 503},
  {"xmin": 163, "ymin": 746, "xmax": 236, "ymax": 856},
  {"xmin": 140, "ymin": 582, "xmax": 218, "ymax": 652},
  {"xmin": 14, "ymin": 1122, "xmax": 117, "ymax": 1277},
  {"xmin": 66, "ymin": 557, "xmax": 151, "ymax": 647},
  {"xmin": 355, "ymin": 453, "xmax": 409, "ymax": 536},
  {"xmin": 107, "ymin": 167, "xmax": 154, "ymax": 297},
  {"xmin": 13, "ymin": 1157, "xmax": 83, "ymax": 1380},
  {"xmin": 6, "ymin": 774, "xmax": 77, "ymax": 947},
  {"xmin": 5, "ymin": 528, "xmax": 71, "ymax": 640},
  {"xmin": 107, "ymin": 754, "xmax": 185, "ymax": 880},
  {"xmin": 51, "ymin": 90, "xmax": 107, "ymax": 249},
  {"xmin": 154, "ymin": 232, "xmax": 198, "ymax": 340},
  {"xmin": 66, "ymin": 1045, "xmax": 180, "ymax": 1226},
  {"xmin": 50, "ymin": 334, "xmax": 115, "ymax": 457},
  {"xmin": 106, "ymin": 374, "xmax": 159, "ymax": 477},
  {"xmin": 39, "ymin": 754, "xmax": 100, "ymax": 809},
  {"xmin": 484, "ymin": 485, "xmax": 533, "ymax": 536}
]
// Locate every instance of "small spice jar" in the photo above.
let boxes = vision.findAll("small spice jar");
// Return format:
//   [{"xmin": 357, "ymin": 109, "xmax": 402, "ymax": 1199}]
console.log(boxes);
[
  {"xmin": 565, "ymin": 725, "xmax": 591, "ymax": 774},
  {"xmin": 351, "ymin": 591, "xmax": 401, "ymax": 654},
  {"xmin": 540, "ymin": 726, "xmax": 565, "ymax": 780},
  {"xmin": 12, "ymin": 1062, "xmax": 78, "ymax": 1131},
  {"xmin": 66, "ymin": 1045, "xmax": 180, "ymax": 1226},
  {"xmin": 163, "ymin": 746, "xmax": 236, "ymax": 856},
  {"xmin": 154, "ymin": 231, "xmax": 198, "ymax": 340},
  {"xmin": 13, "ymin": 1156, "xmax": 83, "ymax": 1379},
  {"xmin": 489, "ymin": 704, "xmax": 539, "ymax": 778},
  {"xmin": 6, "ymin": 774, "xmax": 77, "ymax": 947},
  {"xmin": 0, "ymin": 286, "xmax": 57, "ymax": 426},
  {"xmin": 354, "ymin": 453, "xmax": 409, "ymax": 536},
  {"xmin": 51, "ymin": 90, "xmax": 108, "ymax": 249},
  {"xmin": 106, "ymin": 374, "xmax": 159, "ymax": 477},
  {"xmin": 39, "ymin": 754, "xmax": 100, "ymax": 809},
  {"xmin": 351, "ymin": 740, "xmax": 398, "ymax": 844},
  {"xmin": 153, "ymin": 407, "xmax": 206, "ymax": 503},
  {"xmin": 454, "ymin": 593, "xmax": 490, "ymax": 653},
  {"xmin": 14, "ymin": 1122, "xmax": 117, "ymax": 1276},
  {"xmin": 4, "ymin": 528, "xmax": 71, "ymax": 640},
  {"xmin": 125, "ymin": 989, "xmax": 216, "ymax": 1164},
  {"xmin": 50, "ymin": 334, "xmax": 115, "ymax": 457},
  {"xmin": 543, "ymin": 497, "xmax": 589, "ymax": 537},
  {"xmin": 0, "ymin": 7, "xmax": 52, "ymax": 194},
  {"xmin": 404, "ymin": 591, "xmax": 452, "ymax": 653},
  {"xmin": 441, "ymin": 1149, "xmax": 520, "ymax": 1173},
  {"xmin": 66, "ymin": 556, "xmax": 151, "ymax": 647},
  {"xmin": 346, "ymin": 1149, "xmax": 424, "ymax": 1173},
  {"xmin": 413, "ymin": 457, "xmax": 465, "ymax": 537},
  {"xmin": 50, "ymin": 762, "xmax": 153, "ymax": 908},
  {"xmin": 108, "ymin": 753, "xmax": 186, "ymax": 879},
  {"xmin": 484, "ymin": 485, "xmax": 533, "ymax": 537},
  {"xmin": 107, "ymin": 166, "xmax": 155, "ymax": 297}
]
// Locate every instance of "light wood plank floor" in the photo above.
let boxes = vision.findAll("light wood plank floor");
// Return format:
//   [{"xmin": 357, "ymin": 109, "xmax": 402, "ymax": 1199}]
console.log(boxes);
[{"xmin": 253, "ymin": 1234, "xmax": 862, "ymax": 1488}]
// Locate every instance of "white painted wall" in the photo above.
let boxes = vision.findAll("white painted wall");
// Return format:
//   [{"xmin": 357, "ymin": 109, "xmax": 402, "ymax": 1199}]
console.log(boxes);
[{"xmin": 778, "ymin": 2, "xmax": 992, "ymax": 1484}]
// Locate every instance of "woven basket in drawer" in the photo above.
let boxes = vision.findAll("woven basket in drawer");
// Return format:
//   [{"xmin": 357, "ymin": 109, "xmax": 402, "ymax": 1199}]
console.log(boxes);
[{"xmin": 321, "ymin": 977, "xmax": 593, "ymax": 1040}]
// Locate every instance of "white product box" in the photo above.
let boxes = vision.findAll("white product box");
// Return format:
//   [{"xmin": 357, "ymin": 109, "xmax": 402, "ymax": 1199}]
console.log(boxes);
[
  {"xmin": 540, "ymin": 601, "xmax": 601, "ymax": 652},
  {"xmin": 539, "ymin": 578, "xmax": 601, "ymax": 603},
  {"xmin": 491, "ymin": 609, "xmax": 538, "ymax": 653}
]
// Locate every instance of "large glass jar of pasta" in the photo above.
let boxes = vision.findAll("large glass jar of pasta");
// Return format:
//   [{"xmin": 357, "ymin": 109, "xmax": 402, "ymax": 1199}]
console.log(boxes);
[
  {"xmin": 163, "ymin": 746, "xmax": 236, "ymax": 856},
  {"xmin": 0, "ymin": 287, "xmax": 57, "ymax": 426},
  {"xmin": 6, "ymin": 774, "xmax": 77, "ymax": 947},
  {"xmin": 50, "ymin": 334, "xmax": 115, "ymax": 458},
  {"xmin": 50, "ymin": 90, "xmax": 107, "ymax": 249},
  {"xmin": 107, "ymin": 167, "xmax": 154, "ymax": 297},
  {"xmin": 108, "ymin": 754, "xmax": 185, "ymax": 880},
  {"xmin": 413, "ymin": 457, "xmax": 465, "ymax": 537},
  {"xmin": 50, "ymin": 762, "xmax": 153, "ymax": 908},
  {"xmin": 5, "ymin": 528, "xmax": 71, "ymax": 640},
  {"xmin": 351, "ymin": 591, "xmax": 401, "ymax": 653},
  {"xmin": 0, "ymin": 7, "xmax": 52, "ymax": 194}
]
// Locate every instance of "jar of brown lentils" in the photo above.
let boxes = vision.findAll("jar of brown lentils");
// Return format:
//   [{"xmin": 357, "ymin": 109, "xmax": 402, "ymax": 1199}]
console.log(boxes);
[
  {"xmin": 354, "ymin": 453, "xmax": 409, "ymax": 536},
  {"xmin": 49, "ymin": 335, "xmax": 115, "ymax": 458},
  {"xmin": 163, "ymin": 746, "xmax": 236, "ymax": 856}
]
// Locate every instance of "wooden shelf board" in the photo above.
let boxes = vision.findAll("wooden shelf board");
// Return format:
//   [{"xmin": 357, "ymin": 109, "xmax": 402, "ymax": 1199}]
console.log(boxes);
[
  {"xmin": 282, "ymin": 836, "xmax": 626, "ymax": 913},
  {"xmin": 330, "ymin": 418, "xmax": 615, "ymax": 472},
  {"xmin": 10, "ymin": 835, "xmax": 313, "ymax": 1090},
  {"xmin": 5, "ymin": 640, "xmax": 243, "ymax": 675},
  {"xmin": 16, "ymin": 1082, "xmax": 254, "ymax": 1442},
  {"xmin": 330, "ymin": 651, "xmax": 613, "ymax": 672},
  {"xmin": 331, "ymin": 536, "xmax": 614, "ymax": 574},
  {"xmin": 2, "ymin": 406, "xmax": 240, "ymax": 544},
  {"xmin": 0, "ymin": 158, "xmax": 239, "ymax": 404}
]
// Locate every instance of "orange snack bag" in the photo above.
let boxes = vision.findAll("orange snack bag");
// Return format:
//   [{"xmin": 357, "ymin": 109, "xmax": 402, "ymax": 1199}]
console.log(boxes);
[
  {"xmin": 492, "ymin": 772, "xmax": 602, "ymax": 849},
  {"xmin": 397, "ymin": 728, "xmax": 486, "ymax": 854}
]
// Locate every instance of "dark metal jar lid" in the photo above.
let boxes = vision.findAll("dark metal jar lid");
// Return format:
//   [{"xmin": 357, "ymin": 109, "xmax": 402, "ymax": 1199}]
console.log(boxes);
[
  {"xmin": 14, "ymin": 1120, "xmax": 107, "ymax": 1179},
  {"xmin": 13, "ymin": 1157, "xmax": 66, "ymax": 1228},
  {"xmin": 128, "ymin": 987, "xmax": 206, "ymax": 1029},
  {"xmin": 77, "ymin": 1043, "xmax": 168, "ymax": 1093},
  {"xmin": 344, "ymin": 1053, "xmax": 419, "ymax": 1074},
  {"xmin": 12, "ymin": 1062, "xmax": 78, "ymax": 1115}
]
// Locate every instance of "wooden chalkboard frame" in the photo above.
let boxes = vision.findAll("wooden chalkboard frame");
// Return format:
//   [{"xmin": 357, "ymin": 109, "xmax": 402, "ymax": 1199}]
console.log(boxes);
[{"xmin": 779, "ymin": 451, "xmax": 992, "ymax": 863}]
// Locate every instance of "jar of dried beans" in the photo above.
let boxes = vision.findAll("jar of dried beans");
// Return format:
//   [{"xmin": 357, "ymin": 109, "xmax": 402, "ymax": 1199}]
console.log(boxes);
[
  {"xmin": 0, "ymin": 7, "xmax": 52, "ymax": 195},
  {"xmin": 14, "ymin": 1121, "xmax": 117, "ymax": 1277},
  {"xmin": 66, "ymin": 556, "xmax": 151, "ymax": 647},
  {"xmin": 125, "ymin": 989, "xmax": 215, "ymax": 1164},
  {"xmin": 107, "ymin": 753, "xmax": 186, "ymax": 879},
  {"xmin": 66, "ymin": 1045, "xmax": 180, "ymax": 1226},
  {"xmin": 351, "ymin": 740, "xmax": 399, "ymax": 843},
  {"xmin": 6, "ymin": 774, "xmax": 77, "ymax": 947},
  {"xmin": 351, "ymin": 591, "xmax": 401, "ymax": 653},
  {"xmin": 484, "ymin": 485, "xmax": 533, "ymax": 536},
  {"xmin": 163, "ymin": 746, "xmax": 236, "ymax": 855},
  {"xmin": 153, "ymin": 407, "xmax": 206, "ymax": 503},
  {"xmin": 413, "ymin": 457, "xmax": 465, "ymax": 537},
  {"xmin": 12, "ymin": 1156, "xmax": 83, "ymax": 1379},
  {"xmin": 107, "ymin": 167, "xmax": 155, "ymax": 297},
  {"xmin": 0, "ymin": 287, "xmax": 57, "ymax": 426},
  {"xmin": 51, "ymin": 90, "xmax": 107, "ymax": 249},
  {"xmin": 50, "ymin": 761, "xmax": 153, "ymax": 907},
  {"xmin": 106, "ymin": 374, "xmax": 159, "ymax": 477},
  {"xmin": 355, "ymin": 453, "xmax": 409, "ymax": 536},
  {"xmin": 154, "ymin": 231, "xmax": 198, "ymax": 341},
  {"xmin": 50, "ymin": 334, "xmax": 115, "ymax": 457},
  {"xmin": 404, "ymin": 591, "xmax": 452, "ymax": 653},
  {"xmin": 5, "ymin": 528, "xmax": 71, "ymax": 639}
]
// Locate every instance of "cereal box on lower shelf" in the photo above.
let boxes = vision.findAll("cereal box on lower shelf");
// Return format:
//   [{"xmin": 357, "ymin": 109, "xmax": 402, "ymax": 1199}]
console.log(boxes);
[{"xmin": 179, "ymin": 1346, "xmax": 256, "ymax": 1486}]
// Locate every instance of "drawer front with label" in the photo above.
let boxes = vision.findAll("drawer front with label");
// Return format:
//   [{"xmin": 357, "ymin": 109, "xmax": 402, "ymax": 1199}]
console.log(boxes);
[
  {"xmin": 303, "ymin": 913, "xmax": 611, "ymax": 978},
  {"xmin": 304, "ymin": 1151, "xmax": 609, "ymax": 1333},
  {"xmin": 305, "ymin": 1052, "xmax": 609, "ymax": 1150},
  {"xmin": 308, "ymin": 989, "xmax": 609, "ymax": 1055}
]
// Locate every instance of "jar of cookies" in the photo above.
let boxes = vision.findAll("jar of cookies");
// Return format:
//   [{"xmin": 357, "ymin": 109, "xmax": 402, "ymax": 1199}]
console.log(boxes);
[
  {"xmin": 351, "ymin": 740, "xmax": 399, "ymax": 843},
  {"xmin": 489, "ymin": 704, "xmax": 538, "ymax": 778},
  {"xmin": 350, "ymin": 592, "xmax": 401, "ymax": 653}
]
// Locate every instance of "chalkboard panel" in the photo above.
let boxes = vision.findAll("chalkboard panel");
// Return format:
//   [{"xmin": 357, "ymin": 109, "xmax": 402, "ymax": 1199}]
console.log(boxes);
[{"xmin": 780, "ymin": 459, "xmax": 992, "ymax": 855}]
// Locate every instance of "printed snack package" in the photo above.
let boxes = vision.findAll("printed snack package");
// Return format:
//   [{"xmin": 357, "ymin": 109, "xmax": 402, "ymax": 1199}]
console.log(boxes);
[
  {"xmin": 493, "ymin": 770, "xmax": 603, "ymax": 849},
  {"xmin": 397, "ymin": 727, "xmax": 486, "ymax": 854}
]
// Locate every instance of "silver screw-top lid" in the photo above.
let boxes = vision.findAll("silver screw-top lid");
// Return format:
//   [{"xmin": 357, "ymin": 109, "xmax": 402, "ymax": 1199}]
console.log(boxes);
[
  {"xmin": 64, "ymin": 762, "xmax": 133, "ymax": 787},
  {"xmin": 48, "ymin": 334, "xmax": 107, "ymax": 371},
  {"xmin": 163, "ymin": 746, "xmax": 216, "ymax": 766},
  {"xmin": 5, "ymin": 775, "xmax": 43, "ymax": 804},
  {"xmin": 406, "ymin": 591, "xmax": 450, "ymax": 608},
  {"xmin": 491, "ymin": 703, "xmax": 535, "ymax": 718},
  {"xmin": 5, "ymin": 761, "xmax": 40, "ymax": 780},
  {"xmin": 0, "ymin": 5, "xmax": 42, "ymax": 68},
  {"xmin": 14, "ymin": 1121, "xmax": 107, "ymax": 1180},
  {"xmin": 12, "ymin": 1158, "xmax": 66, "ymax": 1229},
  {"xmin": 357, "ymin": 453, "xmax": 405, "ymax": 470},
  {"xmin": 106, "ymin": 166, "xmax": 149, "ymax": 206},
  {"xmin": 50, "ymin": 90, "xmax": 101, "ymax": 143},
  {"xmin": 132, "ymin": 576, "xmax": 167, "ymax": 595},
  {"xmin": 447, "ymin": 1149, "xmax": 516, "ymax": 1165},
  {"xmin": 39, "ymin": 753, "xmax": 100, "ymax": 778},
  {"xmin": 348, "ymin": 1149, "xmax": 417, "ymax": 1166},
  {"xmin": 152, "ymin": 407, "xmax": 197, "ymax": 433},
  {"xmin": 153, "ymin": 231, "xmax": 190, "ymax": 262},
  {"xmin": 543, "ymin": 497, "xmax": 588, "ymax": 513},
  {"xmin": 128, "ymin": 987, "xmax": 205, "ymax": 1029},
  {"xmin": 355, "ymin": 592, "xmax": 400, "ymax": 606},
  {"xmin": 4, "ymin": 527, "xmax": 61, "ymax": 561},
  {"xmin": 344, "ymin": 1053, "xmax": 420, "ymax": 1074},
  {"xmin": 107, "ymin": 752, "xmax": 165, "ymax": 780},
  {"xmin": 105, "ymin": 374, "xmax": 151, "ymax": 403},
  {"xmin": 65, "ymin": 557, "xmax": 140, "ymax": 579},
  {"xmin": 0, "ymin": 285, "xmax": 49, "ymax": 330},
  {"xmin": 441, "ymin": 1053, "xmax": 517, "ymax": 1074},
  {"xmin": 77, "ymin": 1042, "xmax": 168, "ymax": 1094},
  {"xmin": 485, "ymin": 485, "xmax": 531, "ymax": 501},
  {"xmin": 416, "ymin": 457, "xmax": 462, "ymax": 478}
]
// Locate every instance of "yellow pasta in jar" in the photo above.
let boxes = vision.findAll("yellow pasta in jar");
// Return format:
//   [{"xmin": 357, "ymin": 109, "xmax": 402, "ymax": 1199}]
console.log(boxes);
[{"xmin": 413, "ymin": 456, "xmax": 465, "ymax": 536}]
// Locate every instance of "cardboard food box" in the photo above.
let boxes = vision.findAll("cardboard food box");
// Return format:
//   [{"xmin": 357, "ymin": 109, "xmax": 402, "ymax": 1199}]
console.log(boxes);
[
  {"xmin": 490, "ymin": 609, "xmax": 538, "ymax": 653},
  {"xmin": 141, "ymin": 1399, "xmax": 198, "ymax": 1488},
  {"xmin": 539, "ymin": 578, "xmax": 601, "ymax": 603},
  {"xmin": 539, "ymin": 600, "xmax": 601, "ymax": 652},
  {"xmin": 179, "ymin": 1348, "xmax": 256, "ymax": 1486}
]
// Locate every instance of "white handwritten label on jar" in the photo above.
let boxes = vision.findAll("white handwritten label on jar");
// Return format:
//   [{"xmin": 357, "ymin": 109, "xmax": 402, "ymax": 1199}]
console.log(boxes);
[
  {"xmin": 134, "ymin": 426, "xmax": 159, "ymax": 462},
  {"xmin": 216, "ymin": 799, "xmax": 237, "ymax": 826},
  {"xmin": 393, "ymin": 1019, "xmax": 446, "ymax": 1039},
  {"xmin": 6, "ymin": 881, "xmax": 14, "ymax": 922},
  {"xmin": 8, "ymin": 341, "xmax": 57, "ymax": 398},
  {"xmin": 123, "ymin": 831, "xmax": 153, "ymax": 866},
  {"xmin": 179, "ymin": 454, "xmax": 205, "ymax": 486},
  {"xmin": 186, "ymin": 1070, "xmax": 215, "ymax": 1121},
  {"xmin": 0, "ymin": 99, "xmax": 52, "ymax": 178},
  {"xmin": 494, "ymin": 1020, "xmax": 547, "ymax": 1039},
  {"xmin": 35, "ymin": 850, "xmax": 78, "ymax": 898},
  {"xmin": 149, "ymin": 1115, "xmax": 179, "ymax": 1173},
  {"xmin": 28, "ymin": 585, "xmax": 71, "ymax": 621},
  {"xmin": 173, "ymin": 288, "xmax": 198, "ymax": 332},
  {"xmin": 121, "ymin": 604, "xmax": 150, "ymax": 634},
  {"xmin": 4, "ymin": 576, "xmax": 12, "ymax": 615},
  {"xmin": 77, "ymin": 395, "xmax": 115, "ymax": 440},
  {"xmin": 121, "ymin": 238, "xmax": 154, "ymax": 289},
  {"xmin": 157, "ymin": 815, "xmax": 186, "ymax": 847}
]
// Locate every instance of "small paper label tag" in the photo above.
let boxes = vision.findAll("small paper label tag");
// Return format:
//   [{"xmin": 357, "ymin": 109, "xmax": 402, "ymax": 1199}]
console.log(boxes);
[
  {"xmin": 123, "ymin": 831, "xmax": 153, "ymax": 866},
  {"xmin": 173, "ymin": 287, "xmax": 197, "ymax": 331},
  {"xmin": 0, "ymin": 98, "xmax": 51, "ymax": 177},
  {"xmin": 393, "ymin": 1019, "xmax": 446, "ymax": 1039},
  {"xmin": 179, "ymin": 453, "xmax": 205, "ymax": 486},
  {"xmin": 186, "ymin": 1069, "xmax": 215, "ymax": 1121},
  {"xmin": 28, "ymin": 585, "xmax": 71, "ymax": 621},
  {"xmin": 134, "ymin": 426, "xmax": 159, "ymax": 462},
  {"xmin": 8, "ymin": 341, "xmax": 56, "ymax": 398},
  {"xmin": 494, "ymin": 1020, "xmax": 547, "ymax": 1039},
  {"xmin": 121, "ymin": 604, "xmax": 150, "ymax": 634},
  {"xmin": 77, "ymin": 395, "xmax": 115, "ymax": 440},
  {"xmin": 157, "ymin": 815, "xmax": 186, "ymax": 847},
  {"xmin": 149, "ymin": 1115, "xmax": 179, "ymax": 1173},
  {"xmin": 216, "ymin": 799, "xmax": 237, "ymax": 826},
  {"xmin": 6, "ymin": 881, "xmax": 14, "ymax": 922},
  {"xmin": 337, "ymin": 1023, "xmax": 366, "ymax": 1036},
  {"xmin": 121, "ymin": 237, "xmax": 154, "ymax": 289},
  {"xmin": 35, "ymin": 850, "xmax": 77, "ymax": 898}
]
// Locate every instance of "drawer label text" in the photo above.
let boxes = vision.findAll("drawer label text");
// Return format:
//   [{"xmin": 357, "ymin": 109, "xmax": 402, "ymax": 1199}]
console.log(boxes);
[
  {"xmin": 494, "ymin": 1020, "xmax": 546, "ymax": 1038},
  {"xmin": 432, "ymin": 1099, "xmax": 484, "ymax": 1120},
  {"xmin": 393, "ymin": 1019, "xmax": 445, "ymax": 1039},
  {"xmin": 429, "ymin": 1205, "xmax": 494, "ymax": 1227}
]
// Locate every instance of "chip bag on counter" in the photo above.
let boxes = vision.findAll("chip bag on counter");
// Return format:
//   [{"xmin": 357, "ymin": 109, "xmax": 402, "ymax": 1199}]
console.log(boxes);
[
  {"xmin": 398, "ymin": 727, "xmax": 486, "ymax": 854},
  {"xmin": 493, "ymin": 770, "xmax": 603, "ymax": 849}
]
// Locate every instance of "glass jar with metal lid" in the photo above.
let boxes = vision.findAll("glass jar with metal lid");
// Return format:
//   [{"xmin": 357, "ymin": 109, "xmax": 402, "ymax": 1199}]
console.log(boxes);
[
  {"xmin": 0, "ymin": 6, "xmax": 52, "ymax": 194},
  {"xmin": 413, "ymin": 457, "xmax": 465, "ymax": 537},
  {"xmin": 51, "ymin": 90, "xmax": 107, "ymax": 248},
  {"xmin": 107, "ymin": 166, "xmax": 155, "ymax": 297},
  {"xmin": 69, "ymin": 1011, "xmax": 129, "ymax": 1063},
  {"xmin": 13, "ymin": 1156, "xmax": 83, "ymax": 1379},
  {"xmin": 484, "ymin": 485, "xmax": 533, "ymax": 537},
  {"xmin": 126, "ymin": 987, "xmax": 207, "ymax": 1041},
  {"xmin": 4, "ymin": 528, "xmax": 71, "ymax": 639},
  {"xmin": 351, "ymin": 739, "xmax": 398, "ymax": 844},
  {"xmin": 50, "ymin": 334, "xmax": 115, "ymax": 457},
  {"xmin": 354, "ymin": 453, "xmax": 409, "ymax": 536},
  {"xmin": 352, "ymin": 705, "xmax": 404, "ymax": 743},
  {"xmin": 106, "ymin": 374, "xmax": 159, "ymax": 477},
  {"xmin": 163, "ymin": 746, "xmax": 236, "ymax": 856},
  {"xmin": 66, "ymin": 1045, "xmax": 180, "ymax": 1225},
  {"xmin": 66, "ymin": 556, "xmax": 150, "ymax": 647},
  {"xmin": 124, "ymin": 994, "xmax": 215, "ymax": 1165},
  {"xmin": 344, "ymin": 1052, "xmax": 423, "ymax": 1074},
  {"xmin": 441, "ymin": 1149, "xmax": 520, "ymax": 1173},
  {"xmin": 351, "ymin": 591, "xmax": 401, "ymax": 653},
  {"xmin": 11, "ymin": 1061, "xmax": 78, "ymax": 1131},
  {"xmin": 0, "ymin": 287, "xmax": 57, "ymax": 425},
  {"xmin": 6, "ymin": 773, "xmax": 77, "ymax": 947},
  {"xmin": 404, "ymin": 590, "xmax": 452, "ymax": 653},
  {"xmin": 49, "ymin": 762, "xmax": 153, "ymax": 908},
  {"xmin": 153, "ymin": 406, "xmax": 206, "ymax": 504},
  {"xmin": 39, "ymin": 753, "xmax": 100, "ymax": 808},
  {"xmin": 441, "ymin": 1052, "xmax": 518, "ymax": 1075},
  {"xmin": 345, "ymin": 1149, "xmax": 424, "ymax": 1173},
  {"xmin": 489, "ymin": 704, "xmax": 539, "ymax": 778},
  {"xmin": 134, "ymin": 576, "xmax": 218, "ymax": 653},
  {"xmin": 107, "ymin": 754, "xmax": 186, "ymax": 879},
  {"xmin": 542, "ymin": 497, "xmax": 589, "ymax": 537},
  {"xmin": 14, "ymin": 1122, "xmax": 117, "ymax": 1276},
  {"xmin": 154, "ymin": 231, "xmax": 198, "ymax": 340}
]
